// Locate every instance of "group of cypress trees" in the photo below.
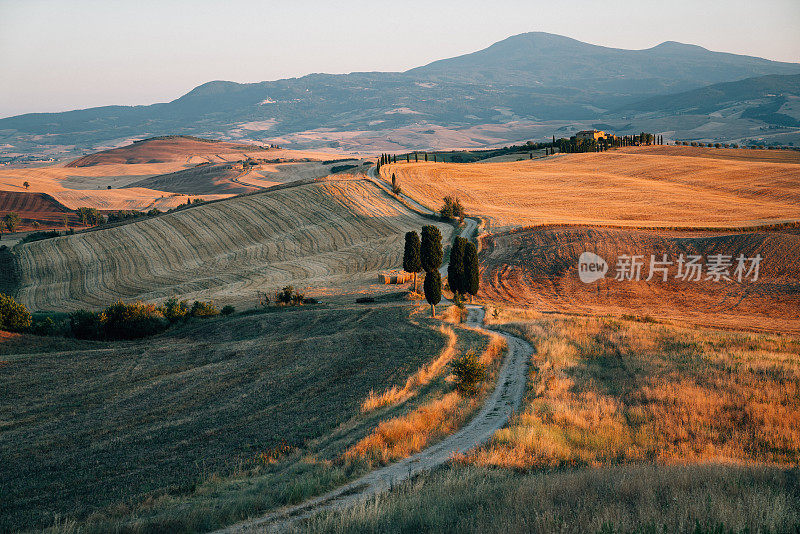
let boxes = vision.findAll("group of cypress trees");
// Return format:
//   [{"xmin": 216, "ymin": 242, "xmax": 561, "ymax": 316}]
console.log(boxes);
[
  {"xmin": 447, "ymin": 237, "xmax": 479, "ymax": 303},
  {"xmin": 403, "ymin": 227, "xmax": 479, "ymax": 317}
]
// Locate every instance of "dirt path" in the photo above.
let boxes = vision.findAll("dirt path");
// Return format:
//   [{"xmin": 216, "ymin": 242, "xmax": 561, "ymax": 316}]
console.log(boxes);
[
  {"xmin": 215, "ymin": 307, "xmax": 530, "ymax": 534},
  {"xmin": 213, "ymin": 170, "xmax": 530, "ymax": 533}
]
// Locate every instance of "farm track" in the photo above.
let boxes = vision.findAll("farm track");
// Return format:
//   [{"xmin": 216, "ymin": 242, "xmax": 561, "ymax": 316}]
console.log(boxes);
[
  {"xmin": 215, "ymin": 176, "xmax": 532, "ymax": 533},
  {"xmin": 11, "ymin": 179, "xmax": 452, "ymax": 310},
  {"xmin": 216, "ymin": 305, "xmax": 532, "ymax": 534}
]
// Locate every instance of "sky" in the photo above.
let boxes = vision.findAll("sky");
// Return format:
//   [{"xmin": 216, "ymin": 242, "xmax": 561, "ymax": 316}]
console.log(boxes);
[{"xmin": 1, "ymin": 0, "xmax": 799, "ymax": 118}]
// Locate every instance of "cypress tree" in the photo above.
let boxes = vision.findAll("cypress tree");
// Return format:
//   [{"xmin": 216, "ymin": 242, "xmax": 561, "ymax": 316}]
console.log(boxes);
[
  {"xmin": 403, "ymin": 231, "xmax": 422, "ymax": 293},
  {"xmin": 463, "ymin": 241, "xmax": 479, "ymax": 302},
  {"xmin": 447, "ymin": 236, "xmax": 467, "ymax": 296},
  {"xmin": 414, "ymin": 152, "xmax": 418, "ymax": 163},
  {"xmin": 406, "ymin": 154, "xmax": 410, "ymax": 163},
  {"xmin": 391, "ymin": 173, "xmax": 397, "ymax": 190},
  {"xmin": 423, "ymin": 270, "xmax": 442, "ymax": 317},
  {"xmin": 420, "ymin": 225, "xmax": 443, "ymax": 273},
  {"xmin": 393, "ymin": 155, "xmax": 397, "ymax": 163},
  {"xmin": 424, "ymin": 152, "xmax": 428, "ymax": 162}
]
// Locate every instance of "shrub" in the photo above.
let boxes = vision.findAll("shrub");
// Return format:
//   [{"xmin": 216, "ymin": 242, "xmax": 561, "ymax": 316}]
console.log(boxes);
[
  {"xmin": 439, "ymin": 196, "xmax": 465, "ymax": 219},
  {"xmin": 276, "ymin": 286, "xmax": 304, "ymax": 305},
  {"xmin": 69, "ymin": 310, "xmax": 102, "ymax": 339},
  {"xmin": 451, "ymin": 350, "xmax": 487, "ymax": 396},
  {"xmin": 0, "ymin": 293, "xmax": 32, "ymax": 332},
  {"xmin": 190, "ymin": 300, "xmax": 219, "ymax": 317},
  {"xmin": 3, "ymin": 212, "xmax": 21, "ymax": 233},
  {"xmin": 221, "ymin": 305, "xmax": 235, "ymax": 315},
  {"xmin": 99, "ymin": 300, "xmax": 167, "ymax": 340},
  {"xmin": 161, "ymin": 298, "xmax": 190, "ymax": 322},
  {"xmin": 19, "ymin": 230, "xmax": 60, "ymax": 245},
  {"xmin": 30, "ymin": 316, "xmax": 56, "ymax": 336}
]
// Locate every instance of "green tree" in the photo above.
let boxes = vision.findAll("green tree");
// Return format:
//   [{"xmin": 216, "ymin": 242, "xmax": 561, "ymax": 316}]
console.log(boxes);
[
  {"xmin": 0, "ymin": 293, "xmax": 32, "ymax": 332},
  {"xmin": 451, "ymin": 350, "xmax": 487, "ymax": 395},
  {"xmin": 463, "ymin": 241, "xmax": 480, "ymax": 302},
  {"xmin": 3, "ymin": 212, "xmax": 20, "ymax": 233},
  {"xmin": 423, "ymin": 269, "xmax": 441, "ymax": 317},
  {"xmin": 22, "ymin": 181, "xmax": 29, "ymax": 190},
  {"xmin": 420, "ymin": 225, "xmax": 443, "ymax": 273},
  {"xmin": 403, "ymin": 231, "xmax": 422, "ymax": 292},
  {"xmin": 447, "ymin": 236, "xmax": 467, "ymax": 296}
]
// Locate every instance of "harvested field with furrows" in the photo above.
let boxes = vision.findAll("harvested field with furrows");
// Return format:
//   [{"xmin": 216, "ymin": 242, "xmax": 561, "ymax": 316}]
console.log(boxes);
[
  {"xmin": 66, "ymin": 136, "xmax": 348, "ymax": 167},
  {"xmin": 66, "ymin": 136, "xmax": 260, "ymax": 166},
  {"xmin": 381, "ymin": 148, "xmax": 800, "ymax": 229},
  {"xmin": 479, "ymin": 225, "xmax": 800, "ymax": 334},
  {"xmin": 0, "ymin": 304, "xmax": 450, "ymax": 532},
  {"xmin": 124, "ymin": 163, "xmax": 261, "ymax": 195},
  {"xmin": 0, "ymin": 191, "xmax": 79, "ymax": 229},
  {"xmin": 9, "ymin": 179, "xmax": 452, "ymax": 311},
  {"xmin": 616, "ymin": 145, "xmax": 800, "ymax": 164}
]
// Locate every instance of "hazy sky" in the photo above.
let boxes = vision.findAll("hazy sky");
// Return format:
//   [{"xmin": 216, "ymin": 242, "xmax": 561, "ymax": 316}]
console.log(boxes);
[{"xmin": 1, "ymin": 0, "xmax": 799, "ymax": 118}]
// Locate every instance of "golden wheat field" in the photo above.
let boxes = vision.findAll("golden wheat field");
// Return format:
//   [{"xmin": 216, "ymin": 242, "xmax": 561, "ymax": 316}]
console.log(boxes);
[
  {"xmin": 381, "ymin": 147, "xmax": 800, "ymax": 229},
  {"xmin": 9, "ymin": 179, "xmax": 452, "ymax": 311}
]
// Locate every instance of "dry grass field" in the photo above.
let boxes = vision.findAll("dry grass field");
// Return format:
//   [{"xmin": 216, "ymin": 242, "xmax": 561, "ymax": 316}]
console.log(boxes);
[
  {"xmin": 303, "ymin": 463, "xmax": 800, "ymax": 533},
  {"xmin": 0, "ymin": 304, "xmax": 454, "ymax": 532},
  {"xmin": 480, "ymin": 225, "xmax": 800, "ymax": 334},
  {"xmin": 470, "ymin": 311, "xmax": 800, "ymax": 468},
  {"xmin": 300, "ymin": 311, "xmax": 800, "ymax": 534},
  {"xmin": 381, "ymin": 147, "xmax": 800, "ymax": 229},
  {"xmin": 7, "ymin": 179, "xmax": 452, "ymax": 311}
]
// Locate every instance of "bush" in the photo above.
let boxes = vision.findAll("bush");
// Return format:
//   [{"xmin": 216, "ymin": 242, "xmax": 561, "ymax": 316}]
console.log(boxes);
[
  {"xmin": 451, "ymin": 350, "xmax": 487, "ymax": 396},
  {"xmin": 0, "ymin": 293, "xmax": 32, "ymax": 332},
  {"xmin": 161, "ymin": 298, "xmax": 190, "ymax": 322},
  {"xmin": 19, "ymin": 230, "xmax": 61, "ymax": 244},
  {"xmin": 221, "ymin": 305, "xmax": 235, "ymax": 316},
  {"xmin": 69, "ymin": 310, "xmax": 102, "ymax": 339},
  {"xmin": 30, "ymin": 316, "xmax": 56, "ymax": 336},
  {"xmin": 99, "ymin": 300, "xmax": 167, "ymax": 340},
  {"xmin": 190, "ymin": 300, "xmax": 219, "ymax": 317},
  {"xmin": 276, "ymin": 286, "xmax": 304, "ymax": 305},
  {"xmin": 439, "ymin": 196, "xmax": 465, "ymax": 219}
]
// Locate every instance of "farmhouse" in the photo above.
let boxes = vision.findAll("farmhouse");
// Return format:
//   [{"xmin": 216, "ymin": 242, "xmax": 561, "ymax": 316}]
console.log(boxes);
[{"xmin": 576, "ymin": 129, "xmax": 607, "ymax": 141}]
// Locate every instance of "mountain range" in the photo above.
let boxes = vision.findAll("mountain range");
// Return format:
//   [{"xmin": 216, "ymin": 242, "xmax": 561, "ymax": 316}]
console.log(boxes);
[{"xmin": 2, "ymin": 32, "xmax": 800, "ymax": 156}]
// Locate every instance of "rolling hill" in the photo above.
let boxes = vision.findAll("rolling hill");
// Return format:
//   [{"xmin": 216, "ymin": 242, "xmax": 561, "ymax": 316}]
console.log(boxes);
[
  {"xmin": 380, "ymin": 148, "xmax": 800, "ymax": 230},
  {"xmin": 1, "ymin": 33, "xmax": 799, "ymax": 154},
  {"xmin": 8, "ymin": 178, "xmax": 452, "ymax": 311}
]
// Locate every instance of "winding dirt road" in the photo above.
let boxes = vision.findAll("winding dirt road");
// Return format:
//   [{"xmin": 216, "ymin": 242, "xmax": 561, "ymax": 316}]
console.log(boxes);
[
  {"xmin": 214, "ymin": 166, "xmax": 532, "ymax": 533},
  {"xmin": 216, "ymin": 306, "xmax": 531, "ymax": 534}
]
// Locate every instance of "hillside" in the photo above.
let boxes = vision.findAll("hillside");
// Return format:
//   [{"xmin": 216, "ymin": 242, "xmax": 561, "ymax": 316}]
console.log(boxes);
[
  {"xmin": 0, "ymin": 304, "xmax": 450, "ymax": 532},
  {"xmin": 0, "ymin": 191, "xmax": 78, "ymax": 230},
  {"xmin": 66, "ymin": 136, "xmax": 260, "ymax": 167},
  {"xmin": 9, "ymin": 178, "xmax": 452, "ymax": 311},
  {"xmin": 381, "ymin": 148, "xmax": 800, "ymax": 229},
  {"xmin": 620, "ymin": 73, "xmax": 800, "ymax": 123},
  {"xmin": 480, "ymin": 225, "xmax": 800, "ymax": 334},
  {"xmin": 2, "ymin": 33, "xmax": 798, "ymax": 155}
]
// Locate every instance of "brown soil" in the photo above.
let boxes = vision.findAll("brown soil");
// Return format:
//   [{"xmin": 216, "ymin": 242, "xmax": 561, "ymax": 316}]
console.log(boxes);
[{"xmin": 480, "ymin": 225, "xmax": 800, "ymax": 335}]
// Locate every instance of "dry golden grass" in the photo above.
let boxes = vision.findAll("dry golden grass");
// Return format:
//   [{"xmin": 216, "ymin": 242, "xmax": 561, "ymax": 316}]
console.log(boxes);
[
  {"xmin": 361, "ymin": 326, "xmax": 457, "ymax": 411},
  {"xmin": 381, "ymin": 148, "xmax": 800, "ymax": 229},
  {"xmin": 10, "ymin": 179, "xmax": 453, "ymax": 311},
  {"xmin": 466, "ymin": 311, "xmax": 800, "ymax": 469},
  {"xmin": 347, "ymin": 330, "xmax": 506, "ymax": 464}
]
